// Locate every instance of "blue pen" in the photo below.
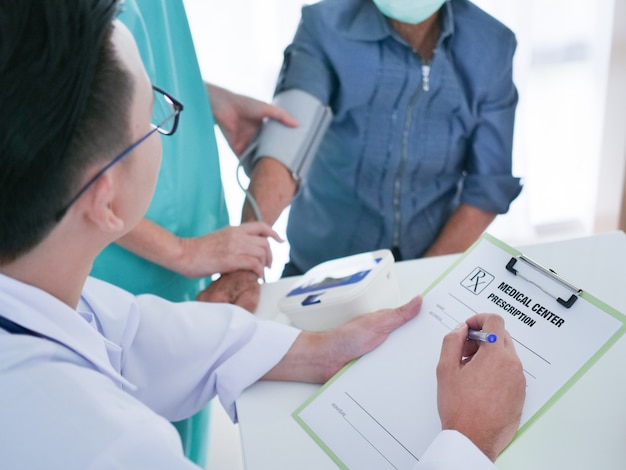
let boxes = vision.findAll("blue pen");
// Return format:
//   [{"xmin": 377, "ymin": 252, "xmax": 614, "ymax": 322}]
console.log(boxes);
[{"xmin": 467, "ymin": 329, "xmax": 497, "ymax": 343}]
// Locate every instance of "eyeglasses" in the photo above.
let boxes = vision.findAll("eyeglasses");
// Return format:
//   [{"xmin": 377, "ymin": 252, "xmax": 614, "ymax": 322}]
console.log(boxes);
[{"xmin": 54, "ymin": 85, "xmax": 183, "ymax": 221}]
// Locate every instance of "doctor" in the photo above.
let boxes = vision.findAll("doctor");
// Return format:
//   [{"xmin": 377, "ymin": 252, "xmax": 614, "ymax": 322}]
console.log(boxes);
[
  {"xmin": 0, "ymin": 0, "xmax": 524, "ymax": 468},
  {"xmin": 90, "ymin": 1, "xmax": 298, "ymax": 464}
]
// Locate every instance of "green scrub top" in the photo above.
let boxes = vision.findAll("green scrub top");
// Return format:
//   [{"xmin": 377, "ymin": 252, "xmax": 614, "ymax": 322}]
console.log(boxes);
[
  {"xmin": 90, "ymin": 1, "xmax": 228, "ymax": 466},
  {"xmin": 91, "ymin": 0, "xmax": 229, "ymax": 302}
]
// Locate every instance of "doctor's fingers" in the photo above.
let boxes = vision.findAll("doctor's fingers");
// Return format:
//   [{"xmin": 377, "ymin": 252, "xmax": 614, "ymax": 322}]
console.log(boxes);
[
  {"xmin": 438, "ymin": 322, "xmax": 470, "ymax": 372},
  {"xmin": 465, "ymin": 313, "xmax": 516, "ymax": 352},
  {"xmin": 360, "ymin": 295, "xmax": 422, "ymax": 336},
  {"xmin": 465, "ymin": 313, "xmax": 506, "ymax": 338}
]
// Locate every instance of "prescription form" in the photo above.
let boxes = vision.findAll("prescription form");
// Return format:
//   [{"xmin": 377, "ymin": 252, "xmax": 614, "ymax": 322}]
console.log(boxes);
[{"xmin": 294, "ymin": 234, "xmax": 626, "ymax": 470}]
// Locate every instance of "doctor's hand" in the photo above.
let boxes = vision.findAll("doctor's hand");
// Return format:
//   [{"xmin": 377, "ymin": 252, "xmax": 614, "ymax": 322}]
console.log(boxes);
[
  {"xmin": 196, "ymin": 270, "xmax": 260, "ymax": 312},
  {"xmin": 206, "ymin": 83, "xmax": 298, "ymax": 156},
  {"xmin": 436, "ymin": 314, "xmax": 526, "ymax": 462},
  {"xmin": 262, "ymin": 296, "xmax": 423, "ymax": 383}
]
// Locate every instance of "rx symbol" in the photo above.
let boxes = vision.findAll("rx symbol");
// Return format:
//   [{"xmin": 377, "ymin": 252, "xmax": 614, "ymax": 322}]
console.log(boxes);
[{"xmin": 461, "ymin": 267, "xmax": 494, "ymax": 295}]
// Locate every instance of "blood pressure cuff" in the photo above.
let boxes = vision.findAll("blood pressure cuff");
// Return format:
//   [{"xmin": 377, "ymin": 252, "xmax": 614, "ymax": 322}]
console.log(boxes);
[{"xmin": 241, "ymin": 89, "xmax": 332, "ymax": 183}]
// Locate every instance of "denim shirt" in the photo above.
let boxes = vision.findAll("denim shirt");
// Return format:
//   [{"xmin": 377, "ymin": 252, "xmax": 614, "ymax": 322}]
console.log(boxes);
[{"xmin": 276, "ymin": 0, "xmax": 522, "ymax": 272}]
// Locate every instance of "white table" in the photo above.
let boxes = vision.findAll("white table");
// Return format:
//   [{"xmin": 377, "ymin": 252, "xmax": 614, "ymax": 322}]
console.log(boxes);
[{"xmin": 237, "ymin": 232, "xmax": 626, "ymax": 469}]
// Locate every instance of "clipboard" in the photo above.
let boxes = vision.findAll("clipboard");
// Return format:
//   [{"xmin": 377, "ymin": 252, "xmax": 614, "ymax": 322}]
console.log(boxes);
[{"xmin": 292, "ymin": 233, "xmax": 626, "ymax": 470}]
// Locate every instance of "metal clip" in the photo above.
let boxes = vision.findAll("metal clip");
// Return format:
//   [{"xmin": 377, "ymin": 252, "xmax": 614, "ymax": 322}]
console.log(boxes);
[{"xmin": 506, "ymin": 255, "xmax": 582, "ymax": 308}]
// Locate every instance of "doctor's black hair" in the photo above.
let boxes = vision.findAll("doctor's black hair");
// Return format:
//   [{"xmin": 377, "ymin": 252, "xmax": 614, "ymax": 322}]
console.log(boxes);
[{"xmin": 0, "ymin": 0, "xmax": 132, "ymax": 263}]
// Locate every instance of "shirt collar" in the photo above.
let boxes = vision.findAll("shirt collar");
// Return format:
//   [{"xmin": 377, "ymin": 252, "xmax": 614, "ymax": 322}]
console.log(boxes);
[
  {"xmin": 0, "ymin": 273, "xmax": 135, "ymax": 390},
  {"xmin": 340, "ymin": 1, "xmax": 391, "ymax": 42},
  {"xmin": 341, "ymin": 0, "xmax": 455, "ymax": 44},
  {"xmin": 439, "ymin": 1, "xmax": 455, "ymax": 42}
]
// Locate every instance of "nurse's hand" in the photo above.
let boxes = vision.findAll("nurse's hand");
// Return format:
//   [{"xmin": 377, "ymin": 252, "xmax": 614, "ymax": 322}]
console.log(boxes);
[
  {"xmin": 262, "ymin": 296, "xmax": 422, "ymax": 382},
  {"xmin": 196, "ymin": 270, "xmax": 260, "ymax": 312},
  {"xmin": 177, "ymin": 222, "xmax": 282, "ymax": 278},
  {"xmin": 206, "ymin": 83, "xmax": 297, "ymax": 156},
  {"xmin": 116, "ymin": 219, "xmax": 280, "ymax": 280}
]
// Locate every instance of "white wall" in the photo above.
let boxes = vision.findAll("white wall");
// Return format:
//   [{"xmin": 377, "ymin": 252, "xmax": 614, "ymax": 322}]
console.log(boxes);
[{"xmin": 594, "ymin": 0, "xmax": 626, "ymax": 232}]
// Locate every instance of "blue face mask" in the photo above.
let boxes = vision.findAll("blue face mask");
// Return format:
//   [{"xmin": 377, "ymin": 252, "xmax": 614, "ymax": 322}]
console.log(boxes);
[{"xmin": 372, "ymin": 0, "xmax": 446, "ymax": 24}]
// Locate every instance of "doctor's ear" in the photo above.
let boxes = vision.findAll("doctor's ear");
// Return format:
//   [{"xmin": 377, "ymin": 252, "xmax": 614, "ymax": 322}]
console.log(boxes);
[{"xmin": 81, "ymin": 171, "xmax": 125, "ymax": 233}]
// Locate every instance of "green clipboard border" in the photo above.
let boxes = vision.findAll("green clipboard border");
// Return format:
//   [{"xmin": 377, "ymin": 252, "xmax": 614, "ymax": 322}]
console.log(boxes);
[{"xmin": 292, "ymin": 233, "xmax": 626, "ymax": 468}]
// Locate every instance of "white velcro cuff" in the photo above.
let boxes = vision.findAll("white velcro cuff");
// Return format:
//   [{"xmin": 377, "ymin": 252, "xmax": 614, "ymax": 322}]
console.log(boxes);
[{"xmin": 242, "ymin": 89, "xmax": 332, "ymax": 182}]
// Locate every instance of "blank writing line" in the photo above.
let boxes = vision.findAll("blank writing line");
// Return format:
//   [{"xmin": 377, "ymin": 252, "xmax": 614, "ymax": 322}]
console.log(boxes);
[
  {"xmin": 344, "ymin": 392, "xmax": 419, "ymax": 464},
  {"xmin": 448, "ymin": 293, "xmax": 478, "ymax": 316},
  {"xmin": 341, "ymin": 415, "xmax": 399, "ymax": 469},
  {"xmin": 511, "ymin": 337, "xmax": 551, "ymax": 365}
]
